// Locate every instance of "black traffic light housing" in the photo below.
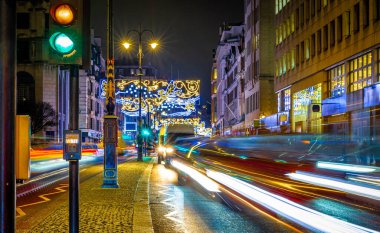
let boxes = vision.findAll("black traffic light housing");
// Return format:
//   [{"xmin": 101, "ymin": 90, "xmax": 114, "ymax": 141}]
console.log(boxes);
[{"xmin": 48, "ymin": 0, "xmax": 83, "ymax": 65}]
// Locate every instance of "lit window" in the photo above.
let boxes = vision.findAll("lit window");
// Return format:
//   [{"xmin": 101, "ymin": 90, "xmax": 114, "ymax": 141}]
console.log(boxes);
[
  {"xmin": 328, "ymin": 64, "xmax": 345, "ymax": 97},
  {"xmin": 305, "ymin": 39, "xmax": 310, "ymax": 60},
  {"xmin": 349, "ymin": 52, "xmax": 373, "ymax": 92},
  {"xmin": 291, "ymin": 49, "xmax": 295, "ymax": 69}
]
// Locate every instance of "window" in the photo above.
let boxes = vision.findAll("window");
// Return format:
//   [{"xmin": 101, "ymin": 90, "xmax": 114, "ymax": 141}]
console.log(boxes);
[
  {"xmin": 363, "ymin": 0, "xmax": 369, "ymax": 28},
  {"xmin": 284, "ymin": 89, "xmax": 291, "ymax": 111},
  {"xmin": 301, "ymin": 41, "xmax": 305, "ymax": 62},
  {"xmin": 17, "ymin": 40, "xmax": 30, "ymax": 63},
  {"xmin": 328, "ymin": 64, "xmax": 345, "ymax": 97},
  {"xmin": 305, "ymin": 0, "xmax": 310, "ymax": 22},
  {"xmin": 296, "ymin": 8, "xmax": 300, "ymax": 29},
  {"xmin": 337, "ymin": 15, "xmax": 343, "ymax": 42},
  {"xmin": 277, "ymin": 92, "xmax": 281, "ymax": 112},
  {"xmin": 323, "ymin": 0, "xmax": 328, "ymax": 7},
  {"xmin": 344, "ymin": 11, "xmax": 351, "ymax": 37},
  {"xmin": 296, "ymin": 44, "xmax": 300, "ymax": 65},
  {"xmin": 300, "ymin": 3, "xmax": 304, "ymax": 26},
  {"xmin": 305, "ymin": 39, "xmax": 310, "ymax": 60},
  {"xmin": 291, "ymin": 13, "xmax": 295, "ymax": 33},
  {"xmin": 323, "ymin": 25, "xmax": 328, "ymax": 51},
  {"xmin": 291, "ymin": 49, "xmax": 295, "ymax": 69},
  {"xmin": 317, "ymin": 0, "xmax": 322, "ymax": 12},
  {"xmin": 375, "ymin": 0, "xmax": 380, "ymax": 21},
  {"xmin": 330, "ymin": 20, "xmax": 335, "ymax": 47},
  {"xmin": 311, "ymin": 0, "xmax": 315, "ymax": 17},
  {"xmin": 311, "ymin": 34, "xmax": 316, "ymax": 57},
  {"xmin": 17, "ymin": 13, "xmax": 30, "ymax": 29},
  {"xmin": 378, "ymin": 49, "xmax": 380, "ymax": 82},
  {"xmin": 317, "ymin": 29, "xmax": 322, "ymax": 53},
  {"xmin": 349, "ymin": 52, "xmax": 373, "ymax": 92},
  {"xmin": 353, "ymin": 3, "xmax": 360, "ymax": 32}
]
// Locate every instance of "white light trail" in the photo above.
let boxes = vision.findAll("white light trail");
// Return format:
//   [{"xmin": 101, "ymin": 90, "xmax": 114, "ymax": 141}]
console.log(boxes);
[
  {"xmin": 171, "ymin": 160, "xmax": 220, "ymax": 192},
  {"xmin": 317, "ymin": 161, "xmax": 378, "ymax": 173},
  {"xmin": 287, "ymin": 171, "xmax": 380, "ymax": 201},
  {"xmin": 207, "ymin": 170, "xmax": 378, "ymax": 233}
]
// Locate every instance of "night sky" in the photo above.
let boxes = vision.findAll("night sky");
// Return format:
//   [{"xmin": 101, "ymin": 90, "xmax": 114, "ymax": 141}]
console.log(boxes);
[{"xmin": 91, "ymin": 0, "xmax": 244, "ymax": 104}]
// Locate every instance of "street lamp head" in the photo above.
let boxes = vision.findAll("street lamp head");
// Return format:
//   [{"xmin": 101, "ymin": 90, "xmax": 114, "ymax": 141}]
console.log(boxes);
[
  {"xmin": 122, "ymin": 42, "xmax": 131, "ymax": 49},
  {"xmin": 150, "ymin": 42, "xmax": 158, "ymax": 49}
]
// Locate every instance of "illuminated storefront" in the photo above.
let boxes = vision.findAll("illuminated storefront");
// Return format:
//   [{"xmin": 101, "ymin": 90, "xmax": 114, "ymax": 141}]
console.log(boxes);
[{"xmin": 292, "ymin": 83, "xmax": 322, "ymax": 133}]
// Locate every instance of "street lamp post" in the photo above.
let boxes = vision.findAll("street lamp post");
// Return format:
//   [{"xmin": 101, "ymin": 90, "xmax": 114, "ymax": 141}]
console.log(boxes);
[{"xmin": 123, "ymin": 25, "xmax": 157, "ymax": 162}]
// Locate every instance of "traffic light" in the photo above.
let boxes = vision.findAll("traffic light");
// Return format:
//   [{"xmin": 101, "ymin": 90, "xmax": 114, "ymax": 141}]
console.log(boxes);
[
  {"xmin": 48, "ymin": 0, "xmax": 83, "ymax": 65},
  {"xmin": 142, "ymin": 128, "xmax": 151, "ymax": 137}
]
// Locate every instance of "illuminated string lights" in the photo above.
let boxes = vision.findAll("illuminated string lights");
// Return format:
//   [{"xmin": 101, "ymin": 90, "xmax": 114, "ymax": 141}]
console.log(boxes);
[{"xmin": 101, "ymin": 79, "xmax": 200, "ymax": 117}]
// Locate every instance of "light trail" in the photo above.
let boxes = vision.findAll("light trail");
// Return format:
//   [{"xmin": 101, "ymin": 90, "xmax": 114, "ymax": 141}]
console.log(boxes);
[
  {"xmin": 171, "ymin": 160, "xmax": 220, "ymax": 192},
  {"xmin": 287, "ymin": 171, "xmax": 380, "ymax": 201},
  {"xmin": 207, "ymin": 170, "xmax": 378, "ymax": 233},
  {"xmin": 317, "ymin": 161, "xmax": 378, "ymax": 173}
]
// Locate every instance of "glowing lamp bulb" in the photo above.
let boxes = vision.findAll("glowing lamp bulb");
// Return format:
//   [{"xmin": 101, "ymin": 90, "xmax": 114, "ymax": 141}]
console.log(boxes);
[
  {"xmin": 54, "ymin": 4, "xmax": 74, "ymax": 25},
  {"xmin": 150, "ymin": 42, "xmax": 158, "ymax": 49},
  {"xmin": 123, "ymin": 42, "xmax": 131, "ymax": 49}
]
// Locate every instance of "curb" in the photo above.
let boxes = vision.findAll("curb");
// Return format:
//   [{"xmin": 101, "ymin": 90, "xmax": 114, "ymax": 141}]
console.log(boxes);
[{"xmin": 132, "ymin": 158, "xmax": 155, "ymax": 233}]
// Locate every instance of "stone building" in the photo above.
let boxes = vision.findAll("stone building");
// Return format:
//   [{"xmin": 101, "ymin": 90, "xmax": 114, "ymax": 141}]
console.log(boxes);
[
  {"xmin": 213, "ymin": 23, "xmax": 245, "ymax": 136},
  {"xmin": 16, "ymin": 0, "xmax": 70, "ymax": 142},
  {"xmin": 274, "ymin": 0, "xmax": 380, "ymax": 138},
  {"xmin": 244, "ymin": 0, "xmax": 277, "ymax": 134},
  {"xmin": 78, "ymin": 34, "xmax": 106, "ymax": 143}
]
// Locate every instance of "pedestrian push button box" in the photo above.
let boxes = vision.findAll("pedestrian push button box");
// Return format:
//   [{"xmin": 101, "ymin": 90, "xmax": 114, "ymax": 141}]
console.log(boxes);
[{"xmin": 63, "ymin": 130, "xmax": 82, "ymax": 161}]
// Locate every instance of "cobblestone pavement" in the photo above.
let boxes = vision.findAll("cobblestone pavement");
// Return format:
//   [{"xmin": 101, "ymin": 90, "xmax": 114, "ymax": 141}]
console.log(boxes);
[{"xmin": 18, "ymin": 157, "xmax": 152, "ymax": 233}]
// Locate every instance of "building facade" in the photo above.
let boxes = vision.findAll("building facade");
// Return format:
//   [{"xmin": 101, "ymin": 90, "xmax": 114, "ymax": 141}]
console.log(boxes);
[
  {"xmin": 16, "ymin": 0, "xmax": 70, "ymax": 142},
  {"xmin": 213, "ymin": 23, "xmax": 245, "ymax": 136},
  {"xmin": 244, "ymin": 0, "xmax": 277, "ymax": 134},
  {"xmin": 274, "ymin": 0, "xmax": 380, "ymax": 139}
]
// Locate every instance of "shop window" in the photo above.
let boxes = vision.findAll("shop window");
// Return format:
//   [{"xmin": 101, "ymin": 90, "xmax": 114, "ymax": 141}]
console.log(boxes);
[{"xmin": 328, "ymin": 64, "xmax": 345, "ymax": 97}]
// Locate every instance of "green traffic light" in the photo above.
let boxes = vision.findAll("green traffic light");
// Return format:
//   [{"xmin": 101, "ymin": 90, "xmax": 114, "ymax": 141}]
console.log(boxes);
[
  {"xmin": 142, "ymin": 129, "xmax": 150, "ymax": 137},
  {"xmin": 49, "ymin": 32, "xmax": 74, "ymax": 54}
]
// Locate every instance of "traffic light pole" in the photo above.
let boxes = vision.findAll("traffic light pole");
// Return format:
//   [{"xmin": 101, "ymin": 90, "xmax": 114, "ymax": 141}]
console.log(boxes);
[
  {"xmin": 0, "ymin": 0, "xmax": 16, "ymax": 231},
  {"xmin": 68, "ymin": 65, "xmax": 80, "ymax": 233}
]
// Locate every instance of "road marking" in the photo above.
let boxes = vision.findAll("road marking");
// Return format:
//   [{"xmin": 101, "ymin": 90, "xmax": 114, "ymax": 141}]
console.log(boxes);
[{"xmin": 16, "ymin": 184, "xmax": 68, "ymax": 217}]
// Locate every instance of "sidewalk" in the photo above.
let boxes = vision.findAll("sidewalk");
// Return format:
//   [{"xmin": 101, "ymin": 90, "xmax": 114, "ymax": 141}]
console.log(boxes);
[{"xmin": 27, "ymin": 157, "xmax": 154, "ymax": 233}]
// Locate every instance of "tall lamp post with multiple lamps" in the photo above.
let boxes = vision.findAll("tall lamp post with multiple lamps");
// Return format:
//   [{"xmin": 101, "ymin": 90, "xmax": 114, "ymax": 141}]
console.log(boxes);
[{"xmin": 122, "ymin": 26, "xmax": 158, "ymax": 161}]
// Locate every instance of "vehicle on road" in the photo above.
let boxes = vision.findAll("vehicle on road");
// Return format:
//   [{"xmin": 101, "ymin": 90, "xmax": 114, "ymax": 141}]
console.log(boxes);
[{"xmin": 157, "ymin": 124, "xmax": 195, "ymax": 164}]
